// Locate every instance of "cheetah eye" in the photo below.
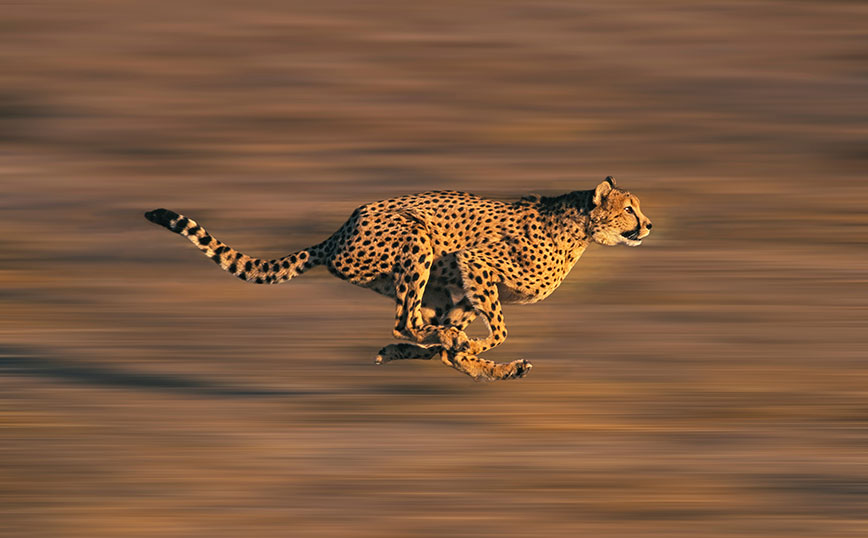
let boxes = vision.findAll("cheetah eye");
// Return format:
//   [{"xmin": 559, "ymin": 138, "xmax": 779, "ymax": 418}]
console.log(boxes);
[{"xmin": 624, "ymin": 206, "xmax": 634, "ymax": 214}]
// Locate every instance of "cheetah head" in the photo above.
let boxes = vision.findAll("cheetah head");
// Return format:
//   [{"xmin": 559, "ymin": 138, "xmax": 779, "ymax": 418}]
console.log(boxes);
[{"xmin": 587, "ymin": 176, "xmax": 652, "ymax": 247}]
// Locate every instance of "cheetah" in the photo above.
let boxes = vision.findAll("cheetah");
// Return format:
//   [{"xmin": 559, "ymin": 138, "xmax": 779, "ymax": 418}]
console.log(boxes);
[{"xmin": 145, "ymin": 176, "xmax": 652, "ymax": 381}]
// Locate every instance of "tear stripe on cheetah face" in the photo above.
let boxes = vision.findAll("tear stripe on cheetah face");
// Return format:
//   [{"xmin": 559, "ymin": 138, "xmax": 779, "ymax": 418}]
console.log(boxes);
[{"xmin": 145, "ymin": 176, "xmax": 651, "ymax": 381}]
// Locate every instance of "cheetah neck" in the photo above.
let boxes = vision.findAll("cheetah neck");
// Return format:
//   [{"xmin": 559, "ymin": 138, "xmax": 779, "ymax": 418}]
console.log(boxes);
[
  {"xmin": 535, "ymin": 190, "xmax": 593, "ymax": 243},
  {"xmin": 548, "ymin": 213, "xmax": 590, "ymax": 263},
  {"xmin": 530, "ymin": 193, "xmax": 592, "ymax": 273},
  {"xmin": 535, "ymin": 190, "xmax": 594, "ymax": 216}
]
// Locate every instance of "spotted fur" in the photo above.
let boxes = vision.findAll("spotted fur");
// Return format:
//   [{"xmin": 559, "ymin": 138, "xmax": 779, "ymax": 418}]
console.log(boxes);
[{"xmin": 145, "ymin": 177, "xmax": 652, "ymax": 381}]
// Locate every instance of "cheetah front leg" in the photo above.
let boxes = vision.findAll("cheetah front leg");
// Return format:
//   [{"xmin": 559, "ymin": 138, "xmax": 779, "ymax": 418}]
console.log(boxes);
[
  {"xmin": 439, "ymin": 350, "xmax": 532, "ymax": 382},
  {"xmin": 453, "ymin": 251, "xmax": 509, "ymax": 356},
  {"xmin": 427, "ymin": 250, "xmax": 533, "ymax": 381},
  {"xmin": 376, "ymin": 286, "xmax": 476, "ymax": 365}
]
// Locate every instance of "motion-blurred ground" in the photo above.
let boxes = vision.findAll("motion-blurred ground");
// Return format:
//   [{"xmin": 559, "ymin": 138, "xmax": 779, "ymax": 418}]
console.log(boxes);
[{"xmin": 1, "ymin": 1, "xmax": 867, "ymax": 537}]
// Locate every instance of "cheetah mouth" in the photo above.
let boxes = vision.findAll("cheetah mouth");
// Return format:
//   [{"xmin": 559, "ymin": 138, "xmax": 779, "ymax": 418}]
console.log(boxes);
[{"xmin": 621, "ymin": 228, "xmax": 641, "ymax": 241}]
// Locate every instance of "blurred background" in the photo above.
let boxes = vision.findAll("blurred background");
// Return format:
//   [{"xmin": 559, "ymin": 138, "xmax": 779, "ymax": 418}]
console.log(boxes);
[{"xmin": 1, "ymin": 1, "xmax": 866, "ymax": 536}]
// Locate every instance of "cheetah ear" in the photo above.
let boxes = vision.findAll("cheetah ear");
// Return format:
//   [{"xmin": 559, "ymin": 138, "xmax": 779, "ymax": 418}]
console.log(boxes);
[{"xmin": 593, "ymin": 177, "xmax": 615, "ymax": 206}]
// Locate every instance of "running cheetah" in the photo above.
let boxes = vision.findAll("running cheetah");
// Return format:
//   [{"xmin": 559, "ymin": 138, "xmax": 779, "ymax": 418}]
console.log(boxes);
[{"xmin": 145, "ymin": 176, "xmax": 652, "ymax": 381}]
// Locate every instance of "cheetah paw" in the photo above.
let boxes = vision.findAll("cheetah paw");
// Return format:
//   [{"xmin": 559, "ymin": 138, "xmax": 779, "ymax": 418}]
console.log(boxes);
[
  {"xmin": 477, "ymin": 358, "xmax": 534, "ymax": 382},
  {"xmin": 503, "ymin": 358, "xmax": 533, "ymax": 379}
]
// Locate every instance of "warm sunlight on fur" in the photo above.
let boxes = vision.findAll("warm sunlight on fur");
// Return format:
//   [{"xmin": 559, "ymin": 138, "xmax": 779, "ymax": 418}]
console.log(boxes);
[{"xmin": 146, "ymin": 177, "xmax": 651, "ymax": 381}]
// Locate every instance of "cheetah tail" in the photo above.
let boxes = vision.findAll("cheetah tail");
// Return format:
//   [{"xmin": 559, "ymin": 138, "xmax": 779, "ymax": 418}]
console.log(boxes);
[{"xmin": 144, "ymin": 208, "xmax": 324, "ymax": 284}]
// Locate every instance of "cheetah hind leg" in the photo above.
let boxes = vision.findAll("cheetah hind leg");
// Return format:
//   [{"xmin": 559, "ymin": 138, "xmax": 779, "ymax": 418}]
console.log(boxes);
[
  {"xmin": 440, "ymin": 350, "xmax": 532, "ymax": 382},
  {"xmin": 375, "ymin": 343, "xmax": 443, "ymax": 365}
]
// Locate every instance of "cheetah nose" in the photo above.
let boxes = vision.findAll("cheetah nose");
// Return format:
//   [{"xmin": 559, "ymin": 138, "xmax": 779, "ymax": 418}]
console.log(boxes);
[{"xmin": 646, "ymin": 222, "xmax": 653, "ymax": 230}]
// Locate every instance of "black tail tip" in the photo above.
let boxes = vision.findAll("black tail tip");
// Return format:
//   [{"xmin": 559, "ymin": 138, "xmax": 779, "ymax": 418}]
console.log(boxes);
[{"xmin": 145, "ymin": 208, "xmax": 180, "ymax": 229}]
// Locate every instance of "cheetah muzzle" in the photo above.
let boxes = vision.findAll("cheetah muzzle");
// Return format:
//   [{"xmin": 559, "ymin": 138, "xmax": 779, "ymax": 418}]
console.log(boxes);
[
  {"xmin": 621, "ymin": 227, "xmax": 641, "ymax": 241},
  {"xmin": 145, "ymin": 176, "xmax": 652, "ymax": 381}
]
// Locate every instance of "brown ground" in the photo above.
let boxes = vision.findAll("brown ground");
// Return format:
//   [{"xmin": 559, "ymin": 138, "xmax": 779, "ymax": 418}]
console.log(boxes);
[{"xmin": 1, "ymin": 1, "xmax": 867, "ymax": 536}]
